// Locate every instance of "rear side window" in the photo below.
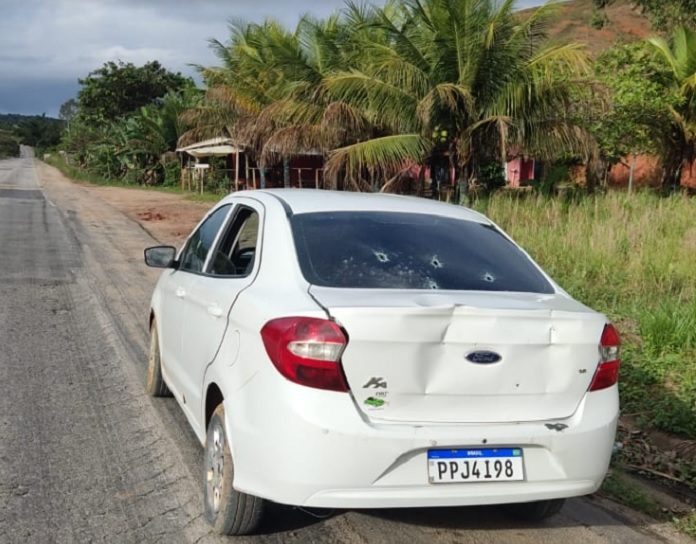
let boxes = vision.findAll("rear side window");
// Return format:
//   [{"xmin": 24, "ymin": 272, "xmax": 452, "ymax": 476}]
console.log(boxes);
[
  {"xmin": 208, "ymin": 207, "xmax": 259, "ymax": 277},
  {"xmin": 291, "ymin": 212, "xmax": 554, "ymax": 293},
  {"xmin": 180, "ymin": 205, "xmax": 231, "ymax": 273}
]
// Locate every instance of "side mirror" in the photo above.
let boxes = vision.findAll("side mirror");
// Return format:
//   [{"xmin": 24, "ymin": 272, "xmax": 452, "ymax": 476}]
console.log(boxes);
[{"xmin": 144, "ymin": 246, "xmax": 177, "ymax": 269}]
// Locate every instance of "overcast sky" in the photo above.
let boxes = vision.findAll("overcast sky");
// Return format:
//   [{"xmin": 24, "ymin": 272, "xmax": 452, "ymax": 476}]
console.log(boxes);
[{"xmin": 0, "ymin": 0, "xmax": 544, "ymax": 117}]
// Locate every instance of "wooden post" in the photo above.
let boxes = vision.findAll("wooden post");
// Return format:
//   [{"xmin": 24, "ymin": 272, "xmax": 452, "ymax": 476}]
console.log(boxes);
[
  {"xmin": 235, "ymin": 149, "xmax": 240, "ymax": 191},
  {"xmin": 283, "ymin": 158, "xmax": 291, "ymax": 188},
  {"xmin": 244, "ymin": 152, "xmax": 249, "ymax": 189}
]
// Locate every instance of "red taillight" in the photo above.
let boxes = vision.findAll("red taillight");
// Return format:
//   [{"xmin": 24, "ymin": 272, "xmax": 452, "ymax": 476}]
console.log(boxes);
[
  {"xmin": 261, "ymin": 317, "xmax": 349, "ymax": 392},
  {"xmin": 589, "ymin": 323, "xmax": 621, "ymax": 391}
]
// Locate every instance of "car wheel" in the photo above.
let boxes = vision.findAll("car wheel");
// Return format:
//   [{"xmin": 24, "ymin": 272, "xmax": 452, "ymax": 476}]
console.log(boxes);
[
  {"xmin": 502, "ymin": 499, "xmax": 565, "ymax": 522},
  {"xmin": 204, "ymin": 404, "xmax": 265, "ymax": 535},
  {"xmin": 146, "ymin": 320, "xmax": 172, "ymax": 397}
]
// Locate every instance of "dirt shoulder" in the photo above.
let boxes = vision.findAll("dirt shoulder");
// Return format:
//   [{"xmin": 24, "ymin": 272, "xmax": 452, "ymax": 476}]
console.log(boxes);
[{"xmin": 36, "ymin": 161, "xmax": 213, "ymax": 248}]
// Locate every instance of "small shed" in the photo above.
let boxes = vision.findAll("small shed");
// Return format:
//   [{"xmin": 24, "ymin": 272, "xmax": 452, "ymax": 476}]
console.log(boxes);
[{"xmin": 176, "ymin": 137, "xmax": 245, "ymax": 192}]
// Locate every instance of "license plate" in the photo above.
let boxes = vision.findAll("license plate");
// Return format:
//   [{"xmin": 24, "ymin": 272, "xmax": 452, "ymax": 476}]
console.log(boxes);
[{"xmin": 428, "ymin": 448, "xmax": 524, "ymax": 483}]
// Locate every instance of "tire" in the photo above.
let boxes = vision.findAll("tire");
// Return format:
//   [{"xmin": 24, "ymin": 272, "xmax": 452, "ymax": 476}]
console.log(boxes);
[
  {"xmin": 146, "ymin": 320, "xmax": 172, "ymax": 397},
  {"xmin": 204, "ymin": 404, "xmax": 265, "ymax": 535},
  {"xmin": 502, "ymin": 499, "xmax": 565, "ymax": 522}
]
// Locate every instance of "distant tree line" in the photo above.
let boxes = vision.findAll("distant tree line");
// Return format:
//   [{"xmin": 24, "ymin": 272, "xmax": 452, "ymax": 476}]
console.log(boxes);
[
  {"xmin": 0, "ymin": 113, "xmax": 63, "ymax": 157},
  {"xmin": 0, "ymin": 129, "xmax": 19, "ymax": 159}
]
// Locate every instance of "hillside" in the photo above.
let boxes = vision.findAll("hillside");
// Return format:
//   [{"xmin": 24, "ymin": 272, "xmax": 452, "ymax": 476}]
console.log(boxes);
[
  {"xmin": 525, "ymin": 0, "xmax": 654, "ymax": 55},
  {"xmin": 0, "ymin": 113, "xmax": 60, "ymax": 131},
  {"xmin": 0, "ymin": 113, "xmax": 64, "ymax": 151}
]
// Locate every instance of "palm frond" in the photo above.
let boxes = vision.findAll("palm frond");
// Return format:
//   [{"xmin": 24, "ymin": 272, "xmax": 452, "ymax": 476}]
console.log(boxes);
[
  {"xmin": 322, "ymin": 102, "xmax": 371, "ymax": 141},
  {"xmin": 261, "ymin": 124, "xmax": 324, "ymax": 163},
  {"xmin": 324, "ymin": 134, "xmax": 430, "ymax": 188},
  {"xmin": 649, "ymin": 36, "xmax": 682, "ymax": 79},
  {"xmin": 416, "ymin": 83, "xmax": 475, "ymax": 127},
  {"xmin": 324, "ymin": 71, "xmax": 420, "ymax": 132}
]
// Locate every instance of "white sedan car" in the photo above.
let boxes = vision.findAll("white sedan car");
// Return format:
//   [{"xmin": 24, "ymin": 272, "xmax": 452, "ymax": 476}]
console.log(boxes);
[{"xmin": 144, "ymin": 189, "xmax": 620, "ymax": 535}]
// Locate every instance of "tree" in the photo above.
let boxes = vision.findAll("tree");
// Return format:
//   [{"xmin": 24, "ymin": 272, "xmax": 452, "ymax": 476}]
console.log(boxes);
[
  {"xmin": 14, "ymin": 115, "xmax": 64, "ymax": 150},
  {"xmin": 59, "ymin": 99, "xmax": 79, "ymax": 123},
  {"xmin": 648, "ymin": 26, "xmax": 696, "ymax": 190},
  {"xmin": 634, "ymin": 0, "xmax": 696, "ymax": 31},
  {"xmin": 590, "ymin": 42, "xmax": 677, "ymax": 190},
  {"xmin": 183, "ymin": 0, "xmax": 593, "ymax": 195},
  {"xmin": 119, "ymin": 89, "xmax": 202, "ymax": 184},
  {"xmin": 590, "ymin": 0, "xmax": 612, "ymax": 29},
  {"xmin": 320, "ymin": 0, "xmax": 593, "ymax": 196},
  {"xmin": 62, "ymin": 85, "xmax": 201, "ymax": 185},
  {"xmin": 76, "ymin": 60, "xmax": 191, "ymax": 125},
  {"xmin": 0, "ymin": 130, "xmax": 20, "ymax": 159},
  {"xmin": 181, "ymin": 11, "xmax": 379, "ymax": 190}
]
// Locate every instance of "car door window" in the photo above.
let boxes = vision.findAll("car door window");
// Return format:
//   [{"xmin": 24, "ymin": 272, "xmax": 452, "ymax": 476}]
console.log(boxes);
[
  {"xmin": 179, "ymin": 205, "xmax": 232, "ymax": 273},
  {"xmin": 208, "ymin": 207, "xmax": 260, "ymax": 277}
]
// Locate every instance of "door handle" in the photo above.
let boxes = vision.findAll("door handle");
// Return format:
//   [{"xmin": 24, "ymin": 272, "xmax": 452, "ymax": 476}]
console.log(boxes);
[
  {"xmin": 207, "ymin": 304, "xmax": 223, "ymax": 318},
  {"xmin": 175, "ymin": 287, "xmax": 186, "ymax": 299}
]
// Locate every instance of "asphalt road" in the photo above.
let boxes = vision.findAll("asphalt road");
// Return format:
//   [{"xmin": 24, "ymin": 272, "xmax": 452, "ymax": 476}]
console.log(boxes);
[{"xmin": 0, "ymin": 150, "xmax": 690, "ymax": 543}]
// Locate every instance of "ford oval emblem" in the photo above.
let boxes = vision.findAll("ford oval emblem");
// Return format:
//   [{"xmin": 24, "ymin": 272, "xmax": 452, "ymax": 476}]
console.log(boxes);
[{"xmin": 466, "ymin": 351, "xmax": 502, "ymax": 364}]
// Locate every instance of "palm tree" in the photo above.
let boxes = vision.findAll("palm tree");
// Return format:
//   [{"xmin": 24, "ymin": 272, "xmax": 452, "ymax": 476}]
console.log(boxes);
[
  {"xmin": 648, "ymin": 26, "xmax": 696, "ymax": 191},
  {"xmin": 178, "ymin": 19, "xmax": 277, "ymax": 150},
  {"xmin": 319, "ymin": 0, "xmax": 593, "ymax": 196},
  {"xmin": 183, "ymin": 0, "xmax": 592, "ymax": 195},
  {"xmin": 252, "ymin": 9, "xmax": 383, "ymax": 190},
  {"xmin": 181, "ymin": 12, "xmax": 379, "ymax": 190}
]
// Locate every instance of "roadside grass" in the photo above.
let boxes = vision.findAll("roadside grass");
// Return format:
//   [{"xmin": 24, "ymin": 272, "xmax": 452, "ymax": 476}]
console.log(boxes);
[
  {"xmin": 44, "ymin": 155, "xmax": 134, "ymax": 188},
  {"xmin": 674, "ymin": 512, "xmax": 696, "ymax": 538},
  {"xmin": 479, "ymin": 190, "xmax": 696, "ymax": 534},
  {"xmin": 153, "ymin": 186, "xmax": 223, "ymax": 204},
  {"xmin": 600, "ymin": 466, "xmax": 696, "ymax": 536},
  {"xmin": 474, "ymin": 191, "xmax": 696, "ymax": 439},
  {"xmin": 43, "ymin": 156, "xmax": 223, "ymax": 204},
  {"xmin": 600, "ymin": 469, "xmax": 665, "ymax": 520},
  {"xmin": 600, "ymin": 459, "xmax": 696, "ymax": 536}
]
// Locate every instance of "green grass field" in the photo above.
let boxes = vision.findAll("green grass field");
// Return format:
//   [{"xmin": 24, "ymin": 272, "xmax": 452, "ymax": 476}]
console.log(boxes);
[{"xmin": 475, "ymin": 191, "xmax": 696, "ymax": 438}]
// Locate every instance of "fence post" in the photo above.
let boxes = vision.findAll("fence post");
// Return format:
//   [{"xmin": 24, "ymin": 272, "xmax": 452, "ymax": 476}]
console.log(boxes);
[{"xmin": 283, "ymin": 159, "xmax": 291, "ymax": 188}]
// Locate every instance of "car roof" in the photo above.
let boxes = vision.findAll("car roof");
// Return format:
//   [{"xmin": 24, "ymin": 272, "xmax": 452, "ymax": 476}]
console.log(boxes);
[{"xmin": 224, "ymin": 189, "xmax": 490, "ymax": 224}]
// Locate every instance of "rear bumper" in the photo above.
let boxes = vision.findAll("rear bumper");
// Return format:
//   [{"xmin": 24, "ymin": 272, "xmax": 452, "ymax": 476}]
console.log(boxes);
[
  {"xmin": 305, "ymin": 480, "xmax": 598, "ymax": 509},
  {"xmin": 226, "ymin": 375, "xmax": 618, "ymax": 509}
]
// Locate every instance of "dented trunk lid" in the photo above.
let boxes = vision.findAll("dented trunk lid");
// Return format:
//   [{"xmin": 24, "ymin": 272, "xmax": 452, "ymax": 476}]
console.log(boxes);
[{"xmin": 310, "ymin": 287, "xmax": 607, "ymax": 424}]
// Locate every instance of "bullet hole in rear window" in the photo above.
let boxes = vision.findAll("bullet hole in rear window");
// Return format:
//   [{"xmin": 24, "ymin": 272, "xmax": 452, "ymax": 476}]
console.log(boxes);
[
  {"xmin": 431, "ymin": 256, "xmax": 443, "ymax": 269},
  {"xmin": 374, "ymin": 251, "xmax": 390, "ymax": 263}
]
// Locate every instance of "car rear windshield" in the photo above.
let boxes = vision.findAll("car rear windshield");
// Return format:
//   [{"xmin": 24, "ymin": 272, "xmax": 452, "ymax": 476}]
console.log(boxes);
[{"xmin": 291, "ymin": 211, "xmax": 554, "ymax": 293}]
